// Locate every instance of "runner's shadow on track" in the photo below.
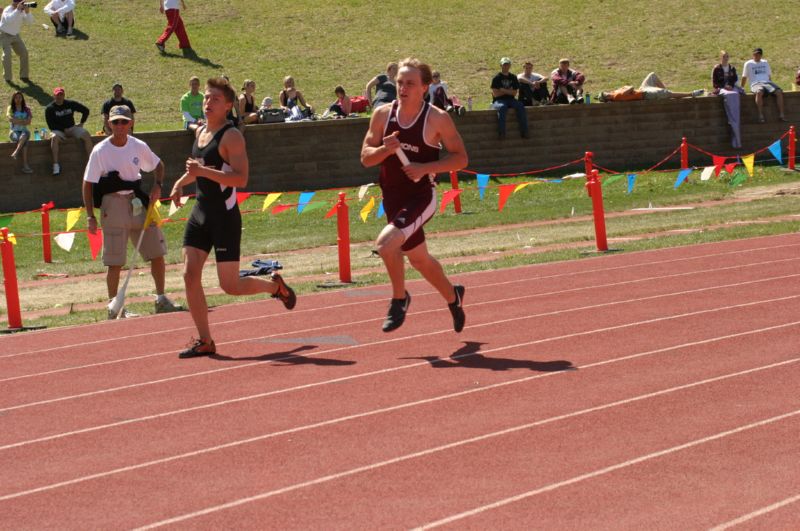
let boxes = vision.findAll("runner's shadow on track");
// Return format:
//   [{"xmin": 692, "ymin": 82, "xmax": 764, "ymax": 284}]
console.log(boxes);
[
  {"xmin": 404, "ymin": 341, "xmax": 575, "ymax": 372},
  {"xmin": 209, "ymin": 345, "xmax": 356, "ymax": 366}
]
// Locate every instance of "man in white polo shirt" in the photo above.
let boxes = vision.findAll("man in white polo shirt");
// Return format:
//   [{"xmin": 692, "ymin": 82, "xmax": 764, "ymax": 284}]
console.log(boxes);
[
  {"xmin": 741, "ymin": 47, "xmax": 786, "ymax": 123},
  {"xmin": 82, "ymin": 105, "xmax": 183, "ymax": 319},
  {"xmin": 0, "ymin": 0, "xmax": 33, "ymax": 83}
]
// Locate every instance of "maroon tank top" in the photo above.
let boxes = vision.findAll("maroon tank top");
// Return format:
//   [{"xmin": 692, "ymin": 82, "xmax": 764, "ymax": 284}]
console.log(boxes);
[{"xmin": 379, "ymin": 100, "xmax": 440, "ymax": 196}]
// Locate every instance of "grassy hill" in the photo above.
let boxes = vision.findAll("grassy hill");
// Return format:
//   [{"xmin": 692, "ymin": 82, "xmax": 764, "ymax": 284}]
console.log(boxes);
[{"xmin": 9, "ymin": 0, "xmax": 800, "ymax": 134}]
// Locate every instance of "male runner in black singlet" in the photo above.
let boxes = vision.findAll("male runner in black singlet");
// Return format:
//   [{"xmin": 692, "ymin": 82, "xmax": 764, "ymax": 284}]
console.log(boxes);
[
  {"xmin": 361, "ymin": 58, "xmax": 469, "ymax": 333},
  {"xmin": 170, "ymin": 77, "xmax": 296, "ymax": 358}
]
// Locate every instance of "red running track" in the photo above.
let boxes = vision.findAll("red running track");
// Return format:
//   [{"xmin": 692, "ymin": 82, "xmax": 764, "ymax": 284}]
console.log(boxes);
[{"xmin": 1, "ymin": 233, "xmax": 799, "ymax": 529}]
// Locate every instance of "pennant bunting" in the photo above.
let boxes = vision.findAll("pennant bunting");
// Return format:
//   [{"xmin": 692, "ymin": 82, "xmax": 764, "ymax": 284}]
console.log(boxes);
[
  {"xmin": 476, "ymin": 174, "xmax": 490, "ymax": 200},
  {"xmin": 724, "ymin": 162, "xmax": 737, "ymax": 175},
  {"xmin": 300, "ymin": 201, "xmax": 327, "ymax": 214},
  {"xmin": 497, "ymin": 184, "xmax": 517, "ymax": 212},
  {"xmin": 713, "ymin": 155, "xmax": 727, "ymax": 177},
  {"xmin": 700, "ymin": 166, "xmax": 715, "ymax": 181},
  {"xmin": 360, "ymin": 197, "xmax": 375, "ymax": 222},
  {"xmin": 602, "ymin": 174, "xmax": 624, "ymax": 186},
  {"xmin": 54, "ymin": 232, "xmax": 75, "ymax": 252},
  {"xmin": 297, "ymin": 192, "xmax": 315, "ymax": 213},
  {"xmin": 358, "ymin": 184, "xmax": 373, "ymax": 201},
  {"xmin": 169, "ymin": 196, "xmax": 189, "ymax": 216},
  {"xmin": 87, "ymin": 229, "xmax": 103, "ymax": 260},
  {"xmin": 143, "ymin": 202, "xmax": 163, "ymax": 228},
  {"xmin": 626, "ymin": 174, "xmax": 637, "ymax": 194},
  {"xmin": 513, "ymin": 182, "xmax": 530, "ymax": 194},
  {"xmin": 272, "ymin": 204, "xmax": 293, "ymax": 215},
  {"xmin": 7, "ymin": 232, "xmax": 16, "ymax": 245},
  {"xmin": 730, "ymin": 173, "xmax": 747, "ymax": 187},
  {"xmin": 66, "ymin": 208, "xmax": 82, "ymax": 231},
  {"xmin": 741, "ymin": 154, "xmax": 755, "ymax": 177},
  {"xmin": 674, "ymin": 168, "xmax": 692, "ymax": 189},
  {"xmin": 236, "ymin": 192, "xmax": 251, "ymax": 206},
  {"xmin": 324, "ymin": 202, "xmax": 338, "ymax": 219},
  {"xmin": 0, "ymin": 214, "xmax": 12, "ymax": 228},
  {"xmin": 261, "ymin": 193, "xmax": 282, "ymax": 211},
  {"xmin": 440, "ymin": 189, "xmax": 462, "ymax": 213},
  {"xmin": 376, "ymin": 200, "xmax": 385, "ymax": 218},
  {"xmin": 768, "ymin": 140, "xmax": 783, "ymax": 165}
]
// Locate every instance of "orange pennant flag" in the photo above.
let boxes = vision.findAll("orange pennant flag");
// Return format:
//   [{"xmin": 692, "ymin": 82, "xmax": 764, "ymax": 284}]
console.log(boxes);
[
  {"xmin": 324, "ymin": 202, "xmax": 338, "ymax": 219},
  {"xmin": 272, "ymin": 204, "xmax": 293, "ymax": 215},
  {"xmin": 87, "ymin": 229, "xmax": 103, "ymax": 260},
  {"xmin": 439, "ymin": 189, "xmax": 462, "ymax": 213},
  {"xmin": 497, "ymin": 184, "xmax": 517, "ymax": 212}
]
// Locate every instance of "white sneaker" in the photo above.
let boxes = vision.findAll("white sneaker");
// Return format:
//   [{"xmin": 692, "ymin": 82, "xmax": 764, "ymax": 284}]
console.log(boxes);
[
  {"xmin": 691, "ymin": 89, "xmax": 704, "ymax": 98},
  {"xmin": 155, "ymin": 295, "xmax": 184, "ymax": 313},
  {"xmin": 108, "ymin": 307, "xmax": 139, "ymax": 320},
  {"xmin": 52, "ymin": 163, "xmax": 61, "ymax": 176}
]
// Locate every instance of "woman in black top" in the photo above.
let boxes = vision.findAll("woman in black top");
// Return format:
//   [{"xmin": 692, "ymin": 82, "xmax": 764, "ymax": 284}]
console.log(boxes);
[{"xmin": 238, "ymin": 79, "xmax": 259, "ymax": 125}]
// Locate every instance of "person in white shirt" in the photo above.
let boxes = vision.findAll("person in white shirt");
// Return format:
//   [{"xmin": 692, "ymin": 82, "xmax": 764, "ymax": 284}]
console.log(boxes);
[
  {"xmin": 43, "ymin": 0, "xmax": 75, "ymax": 36},
  {"xmin": 518, "ymin": 60, "xmax": 549, "ymax": 106},
  {"xmin": 0, "ymin": 0, "xmax": 33, "ymax": 83},
  {"xmin": 81, "ymin": 105, "xmax": 183, "ymax": 319},
  {"xmin": 741, "ymin": 47, "xmax": 786, "ymax": 123}
]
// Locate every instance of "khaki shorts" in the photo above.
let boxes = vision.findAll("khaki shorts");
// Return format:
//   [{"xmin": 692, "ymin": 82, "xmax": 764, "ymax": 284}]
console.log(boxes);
[
  {"xmin": 51, "ymin": 125, "xmax": 88, "ymax": 140},
  {"xmin": 99, "ymin": 193, "xmax": 167, "ymax": 267}
]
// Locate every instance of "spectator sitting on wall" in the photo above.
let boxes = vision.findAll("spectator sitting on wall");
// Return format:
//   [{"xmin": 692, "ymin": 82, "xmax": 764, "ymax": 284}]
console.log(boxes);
[
  {"xmin": 518, "ymin": 60, "xmax": 549, "ymax": 106},
  {"xmin": 550, "ymin": 58, "xmax": 586, "ymax": 104},
  {"xmin": 322, "ymin": 86, "xmax": 352, "ymax": 118},
  {"xmin": 711, "ymin": 50, "xmax": 744, "ymax": 149},
  {"xmin": 101, "ymin": 83, "xmax": 136, "ymax": 135},
  {"xmin": 43, "ymin": 0, "xmax": 75, "ymax": 36},
  {"xmin": 280, "ymin": 75, "xmax": 313, "ymax": 120},
  {"xmin": 428, "ymin": 70, "xmax": 465, "ymax": 115},
  {"xmin": 238, "ymin": 79, "xmax": 259, "ymax": 125},
  {"xmin": 365, "ymin": 62, "xmax": 398, "ymax": 109},
  {"xmin": 45, "ymin": 86, "xmax": 92, "ymax": 176},
  {"xmin": 490, "ymin": 57, "xmax": 529, "ymax": 139},
  {"xmin": 597, "ymin": 73, "xmax": 704, "ymax": 102},
  {"xmin": 7, "ymin": 89, "xmax": 32, "ymax": 173},
  {"xmin": 180, "ymin": 75, "xmax": 204, "ymax": 131},
  {"xmin": 741, "ymin": 47, "xmax": 786, "ymax": 123}
]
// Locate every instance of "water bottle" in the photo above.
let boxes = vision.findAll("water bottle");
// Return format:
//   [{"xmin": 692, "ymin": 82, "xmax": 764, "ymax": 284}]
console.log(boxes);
[
  {"xmin": 585, "ymin": 93, "xmax": 591, "ymax": 104},
  {"xmin": 467, "ymin": 97, "xmax": 473, "ymax": 112},
  {"xmin": 131, "ymin": 197, "xmax": 143, "ymax": 217},
  {"xmin": 33, "ymin": 129, "xmax": 40, "ymax": 141}
]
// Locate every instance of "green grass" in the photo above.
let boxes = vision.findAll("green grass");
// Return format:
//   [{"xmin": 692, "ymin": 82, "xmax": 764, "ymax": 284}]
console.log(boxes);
[{"xmin": 11, "ymin": 0, "xmax": 800, "ymax": 133}]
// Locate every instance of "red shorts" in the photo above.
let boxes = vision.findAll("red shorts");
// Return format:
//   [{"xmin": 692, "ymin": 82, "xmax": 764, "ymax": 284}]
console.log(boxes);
[{"xmin": 382, "ymin": 186, "xmax": 437, "ymax": 251}]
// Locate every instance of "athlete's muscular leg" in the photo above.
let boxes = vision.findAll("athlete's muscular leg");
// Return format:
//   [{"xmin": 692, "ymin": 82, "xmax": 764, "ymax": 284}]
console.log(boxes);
[
  {"xmin": 216, "ymin": 261, "xmax": 279, "ymax": 296},
  {"xmin": 183, "ymin": 246, "xmax": 212, "ymax": 341},
  {"xmin": 405, "ymin": 242, "xmax": 456, "ymax": 304},
  {"xmin": 376, "ymin": 224, "xmax": 407, "ymax": 299}
]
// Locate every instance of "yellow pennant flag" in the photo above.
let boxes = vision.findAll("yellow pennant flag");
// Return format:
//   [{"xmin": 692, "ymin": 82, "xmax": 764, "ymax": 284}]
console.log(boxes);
[
  {"xmin": 514, "ymin": 182, "xmax": 530, "ymax": 194},
  {"xmin": 65, "ymin": 208, "xmax": 83, "ymax": 232},
  {"xmin": 360, "ymin": 197, "xmax": 375, "ymax": 222},
  {"xmin": 143, "ymin": 201, "xmax": 163, "ymax": 228},
  {"xmin": 262, "ymin": 193, "xmax": 282, "ymax": 211},
  {"xmin": 7, "ymin": 232, "xmax": 16, "ymax": 245},
  {"xmin": 742, "ymin": 153, "xmax": 755, "ymax": 177}
]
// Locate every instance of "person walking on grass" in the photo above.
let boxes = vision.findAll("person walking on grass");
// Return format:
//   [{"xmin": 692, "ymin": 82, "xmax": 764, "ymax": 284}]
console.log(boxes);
[
  {"xmin": 360, "ymin": 57, "xmax": 468, "ymax": 333},
  {"xmin": 155, "ymin": 0, "xmax": 191, "ymax": 54},
  {"xmin": 0, "ymin": 0, "xmax": 32, "ymax": 83},
  {"xmin": 82, "ymin": 105, "xmax": 183, "ymax": 320},
  {"xmin": 170, "ymin": 77, "xmax": 296, "ymax": 359}
]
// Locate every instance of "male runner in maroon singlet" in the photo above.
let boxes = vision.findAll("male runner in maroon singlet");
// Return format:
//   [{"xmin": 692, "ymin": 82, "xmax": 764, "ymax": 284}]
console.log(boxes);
[
  {"xmin": 361, "ymin": 58, "xmax": 469, "ymax": 333},
  {"xmin": 170, "ymin": 77, "xmax": 296, "ymax": 358}
]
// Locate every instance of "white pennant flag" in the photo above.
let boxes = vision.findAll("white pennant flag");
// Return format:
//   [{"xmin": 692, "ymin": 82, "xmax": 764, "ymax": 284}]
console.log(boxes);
[
  {"xmin": 54, "ymin": 232, "xmax": 75, "ymax": 252},
  {"xmin": 168, "ymin": 196, "xmax": 189, "ymax": 216},
  {"xmin": 358, "ymin": 184, "xmax": 373, "ymax": 201},
  {"xmin": 700, "ymin": 166, "xmax": 715, "ymax": 181}
]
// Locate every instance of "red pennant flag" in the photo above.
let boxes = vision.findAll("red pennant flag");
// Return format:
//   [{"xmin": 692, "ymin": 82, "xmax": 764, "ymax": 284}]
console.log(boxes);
[
  {"xmin": 236, "ymin": 192, "xmax": 252, "ymax": 205},
  {"xmin": 712, "ymin": 155, "xmax": 727, "ymax": 177},
  {"xmin": 724, "ymin": 162, "xmax": 738, "ymax": 175},
  {"xmin": 439, "ymin": 189, "xmax": 462, "ymax": 213},
  {"xmin": 87, "ymin": 229, "xmax": 103, "ymax": 260},
  {"xmin": 324, "ymin": 202, "xmax": 338, "ymax": 219},
  {"xmin": 271, "ymin": 204, "xmax": 293, "ymax": 215},
  {"xmin": 497, "ymin": 184, "xmax": 517, "ymax": 212}
]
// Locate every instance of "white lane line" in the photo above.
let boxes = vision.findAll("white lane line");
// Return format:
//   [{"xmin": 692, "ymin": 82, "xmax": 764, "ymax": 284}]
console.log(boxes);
[
  {"xmin": 3, "ymin": 257, "xmax": 797, "ymax": 384},
  {"xmin": 2, "ymin": 275, "xmax": 799, "ymax": 413},
  {"xmin": 134, "ymin": 362, "xmax": 800, "ymax": 529},
  {"xmin": 709, "ymin": 494, "xmax": 800, "ymax": 530},
  {"xmin": 414, "ymin": 412, "xmax": 800, "ymax": 530},
  {"xmin": 3, "ymin": 319, "xmax": 798, "ymax": 454},
  {"xmin": 3, "ymin": 241, "xmax": 797, "ymax": 359},
  {"xmin": 3, "ymin": 324, "xmax": 799, "ymax": 504}
]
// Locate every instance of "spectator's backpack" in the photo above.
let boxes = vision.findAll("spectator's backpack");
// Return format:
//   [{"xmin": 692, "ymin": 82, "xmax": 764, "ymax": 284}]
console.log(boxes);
[
  {"xmin": 259, "ymin": 108, "xmax": 286, "ymax": 124},
  {"xmin": 349, "ymin": 95, "xmax": 369, "ymax": 113}
]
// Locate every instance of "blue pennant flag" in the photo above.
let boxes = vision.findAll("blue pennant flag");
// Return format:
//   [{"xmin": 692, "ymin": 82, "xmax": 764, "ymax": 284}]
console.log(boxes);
[
  {"xmin": 674, "ymin": 168, "xmax": 692, "ymax": 189},
  {"xmin": 627, "ymin": 174, "xmax": 637, "ymax": 194},
  {"xmin": 297, "ymin": 191, "xmax": 315, "ymax": 213},
  {"xmin": 476, "ymin": 173, "xmax": 490, "ymax": 200},
  {"xmin": 768, "ymin": 140, "xmax": 783, "ymax": 165},
  {"xmin": 376, "ymin": 200, "xmax": 385, "ymax": 218}
]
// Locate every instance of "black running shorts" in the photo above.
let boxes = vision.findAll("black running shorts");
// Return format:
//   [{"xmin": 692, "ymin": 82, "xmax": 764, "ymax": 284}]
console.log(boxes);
[{"xmin": 183, "ymin": 202, "xmax": 241, "ymax": 262}]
